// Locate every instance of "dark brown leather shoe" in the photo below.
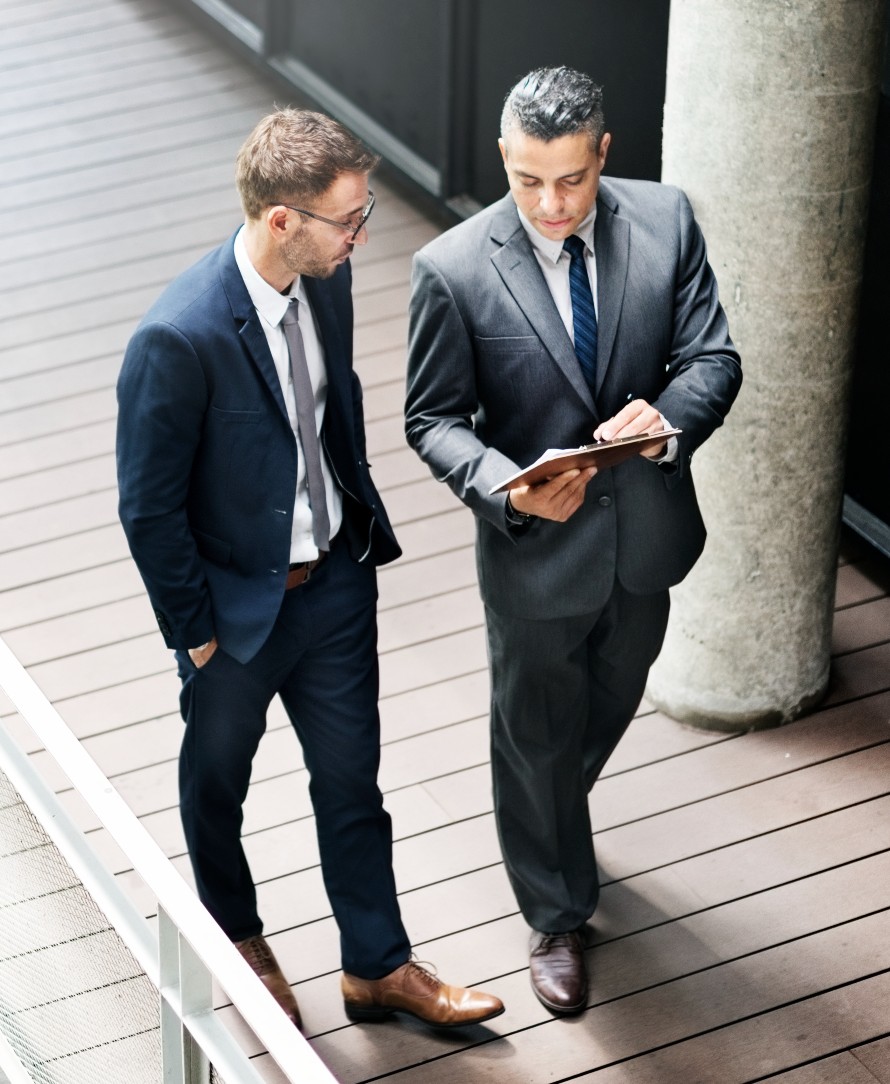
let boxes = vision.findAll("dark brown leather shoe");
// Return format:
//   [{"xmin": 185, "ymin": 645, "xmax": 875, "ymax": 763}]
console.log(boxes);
[
  {"xmin": 529, "ymin": 929, "xmax": 588, "ymax": 1014},
  {"xmin": 341, "ymin": 960, "xmax": 504, "ymax": 1028},
  {"xmin": 235, "ymin": 934, "xmax": 302, "ymax": 1029}
]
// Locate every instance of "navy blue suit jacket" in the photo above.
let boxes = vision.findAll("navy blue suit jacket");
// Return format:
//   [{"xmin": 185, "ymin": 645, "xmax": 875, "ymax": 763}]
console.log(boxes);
[{"xmin": 117, "ymin": 232, "xmax": 400, "ymax": 663}]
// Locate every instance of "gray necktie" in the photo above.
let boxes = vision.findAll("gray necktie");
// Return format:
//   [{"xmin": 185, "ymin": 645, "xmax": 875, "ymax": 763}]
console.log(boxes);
[{"xmin": 281, "ymin": 299, "xmax": 331, "ymax": 551}]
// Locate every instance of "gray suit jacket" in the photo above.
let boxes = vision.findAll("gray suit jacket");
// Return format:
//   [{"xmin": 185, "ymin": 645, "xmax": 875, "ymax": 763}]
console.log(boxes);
[{"xmin": 405, "ymin": 179, "xmax": 742, "ymax": 620}]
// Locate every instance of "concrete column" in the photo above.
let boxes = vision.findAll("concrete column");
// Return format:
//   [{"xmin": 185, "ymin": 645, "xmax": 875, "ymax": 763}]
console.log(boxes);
[{"xmin": 647, "ymin": 0, "xmax": 885, "ymax": 729}]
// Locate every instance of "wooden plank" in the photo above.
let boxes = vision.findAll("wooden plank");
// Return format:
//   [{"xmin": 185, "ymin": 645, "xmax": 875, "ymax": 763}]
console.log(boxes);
[
  {"xmin": 384, "ymin": 508, "xmax": 476, "ymax": 561},
  {"xmin": 0, "ymin": 46, "xmax": 234, "ymax": 113},
  {"xmin": 0, "ymin": 163, "xmax": 232, "ymax": 244},
  {"xmin": 0, "ymin": 558, "xmax": 143, "ymax": 633},
  {"xmin": 353, "ymin": 346, "xmax": 409, "ymax": 390},
  {"xmin": 0, "ymin": 209, "xmax": 246, "ymax": 295},
  {"xmin": 312, "ymin": 909, "xmax": 890, "ymax": 1083},
  {"xmin": 365, "ymin": 446, "xmax": 435, "ymax": 490},
  {"xmin": 88, "ymin": 700, "xmax": 890, "ymax": 906},
  {"xmin": 0, "ymin": 134, "xmax": 254, "ymax": 217},
  {"xmin": 352, "ymin": 284, "xmax": 411, "ymax": 326},
  {"xmin": 589, "ymin": 691, "xmax": 890, "ymax": 834},
  {"xmin": 0, "ymin": 0, "xmax": 166, "ymax": 50},
  {"xmin": 0, "ymin": 354, "xmax": 122, "ymax": 412},
  {"xmin": 377, "ymin": 546, "xmax": 477, "ymax": 609},
  {"xmin": 381, "ymin": 478, "xmax": 464, "ymax": 527},
  {"xmin": 378, "ymin": 586, "xmax": 483, "ymax": 653},
  {"xmin": 351, "ymin": 252, "xmax": 423, "ymax": 295},
  {"xmin": 833, "ymin": 596, "xmax": 890, "ymax": 654},
  {"xmin": 380, "ymin": 627, "xmax": 488, "ymax": 699},
  {"xmin": 0, "ymin": 455, "xmax": 115, "ymax": 517},
  {"xmin": 835, "ymin": 557, "xmax": 890, "ymax": 608},
  {"xmin": 0, "ymin": 523, "xmax": 129, "ymax": 592},
  {"xmin": 247, "ymin": 833, "xmax": 890, "ymax": 1068},
  {"xmin": 763, "ymin": 1053, "xmax": 886, "ymax": 1083},
  {"xmin": 0, "ymin": 491, "xmax": 117, "ymax": 555},
  {"xmin": 3, "ymin": 596, "xmax": 154, "ymax": 666},
  {"xmin": 0, "ymin": 66, "xmax": 258, "ymax": 147},
  {"xmin": 0, "ymin": 420, "xmax": 116, "ymax": 479},
  {"xmin": 353, "ymin": 316, "xmax": 410, "ymax": 363},
  {"xmin": 0, "ymin": 21, "xmax": 201, "ymax": 92},
  {"xmin": 573, "ymin": 972, "xmax": 890, "ymax": 1084},
  {"xmin": 0, "ymin": 85, "xmax": 271, "ymax": 167},
  {"xmin": 0, "ymin": 388, "xmax": 117, "ymax": 446},
  {"xmin": 365, "ymin": 414, "xmax": 409, "ymax": 457},
  {"xmin": 824, "ymin": 642, "xmax": 890, "ymax": 705},
  {"xmin": 854, "ymin": 1038, "xmax": 890, "ymax": 1082}
]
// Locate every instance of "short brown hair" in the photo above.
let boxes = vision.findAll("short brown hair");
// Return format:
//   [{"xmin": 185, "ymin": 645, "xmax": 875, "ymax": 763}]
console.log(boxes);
[{"xmin": 235, "ymin": 108, "xmax": 380, "ymax": 219}]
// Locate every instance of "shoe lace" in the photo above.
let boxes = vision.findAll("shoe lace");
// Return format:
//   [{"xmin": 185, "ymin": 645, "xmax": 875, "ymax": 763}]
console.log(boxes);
[
  {"xmin": 406, "ymin": 957, "xmax": 440, "ymax": 990},
  {"xmin": 240, "ymin": 935, "xmax": 273, "ymax": 972},
  {"xmin": 535, "ymin": 932, "xmax": 582, "ymax": 955}
]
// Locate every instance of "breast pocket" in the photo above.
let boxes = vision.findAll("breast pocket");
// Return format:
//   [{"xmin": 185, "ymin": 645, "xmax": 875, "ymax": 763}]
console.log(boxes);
[
  {"xmin": 473, "ymin": 335, "xmax": 540, "ymax": 360},
  {"xmin": 473, "ymin": 334, "xmax": 557, "ymax": 405},
  {"xmin": 210, "ymin": 407, "xmax": 261, "ymax": 424}
]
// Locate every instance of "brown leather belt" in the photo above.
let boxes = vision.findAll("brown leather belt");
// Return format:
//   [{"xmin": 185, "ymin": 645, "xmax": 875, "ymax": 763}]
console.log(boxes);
[{"xmin": 285, "ymin": 552, "xmax": 326, "ymax": 590}]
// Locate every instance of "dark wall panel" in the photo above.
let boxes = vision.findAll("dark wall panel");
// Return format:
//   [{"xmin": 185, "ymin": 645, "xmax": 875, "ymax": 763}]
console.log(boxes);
[
  {"xmin": 844, "ymin": 22, "xmax": 890, "ymax": 549},
  {"xmin": 282, "ymin": 1, "xmax": 450, "ymax": 169}
]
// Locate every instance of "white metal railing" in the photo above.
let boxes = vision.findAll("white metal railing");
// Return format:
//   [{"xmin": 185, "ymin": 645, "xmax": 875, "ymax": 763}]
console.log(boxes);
[{"xmin": 0, "ymin": 637, "xmax": 337, "ymax": 1084}]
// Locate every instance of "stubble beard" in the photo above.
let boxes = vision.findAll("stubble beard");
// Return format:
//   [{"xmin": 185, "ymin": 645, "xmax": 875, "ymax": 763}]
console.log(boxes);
[{"xmin": 282, "ymin": 227, "xmax": 345, "ymax": 280}]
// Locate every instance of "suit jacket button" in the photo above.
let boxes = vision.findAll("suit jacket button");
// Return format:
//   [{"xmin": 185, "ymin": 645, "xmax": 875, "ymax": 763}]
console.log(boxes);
[{"xmin": 598, "ymin": 495, "xmax": 612, "ymax": 508}]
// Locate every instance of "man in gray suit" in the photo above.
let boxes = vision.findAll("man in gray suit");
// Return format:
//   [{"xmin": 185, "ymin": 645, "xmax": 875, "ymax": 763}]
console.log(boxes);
[{"xmin": 405, "ymin": 67, "xmax": 741, "ymax": 1015}]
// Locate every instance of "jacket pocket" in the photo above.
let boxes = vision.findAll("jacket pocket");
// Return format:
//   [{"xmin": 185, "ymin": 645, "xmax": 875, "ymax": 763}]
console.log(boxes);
[{"xmin": 192, "ymin": 528, "xmax": 232, "ymax": 566}]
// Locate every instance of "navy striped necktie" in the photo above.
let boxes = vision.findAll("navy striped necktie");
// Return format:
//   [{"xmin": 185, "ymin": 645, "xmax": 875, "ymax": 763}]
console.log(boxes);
[{"xmin": 563, "ymin": 234, "xmax": 597, "ymax": 390}]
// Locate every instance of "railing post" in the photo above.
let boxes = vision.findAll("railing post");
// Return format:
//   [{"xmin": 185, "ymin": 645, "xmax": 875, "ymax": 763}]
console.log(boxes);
[{"xmin": 159, "ymin": 905, "xmax": 211, "ymax": 1084}]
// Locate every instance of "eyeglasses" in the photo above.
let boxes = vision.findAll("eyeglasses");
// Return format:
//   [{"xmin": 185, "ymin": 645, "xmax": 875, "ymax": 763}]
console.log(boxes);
[{"xmin": 280, "ymin": 190, "xmax": 375, "ymax": 241}]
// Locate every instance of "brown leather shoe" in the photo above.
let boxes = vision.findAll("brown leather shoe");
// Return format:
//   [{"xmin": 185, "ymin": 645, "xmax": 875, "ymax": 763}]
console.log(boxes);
[
  {"xmin": 529, "ymin": 929, "xmax": 588, "ymax": 1014},
  {"xmin": 235, "ymin": 934, "xmax": 302, "ymax": 1029},
  {"xmin": 341, "ymin": 960, "xmax": 504, "ymax": 1028}
]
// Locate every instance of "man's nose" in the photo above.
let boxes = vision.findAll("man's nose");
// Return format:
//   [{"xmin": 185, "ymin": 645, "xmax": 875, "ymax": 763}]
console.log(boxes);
[
  {"xmin": 351, "ymin": 223, "xmax": 369, "ymax": 246},
  {"xmin": 538, "ymin": 186, "xmax": 563, "ymax": 214}
]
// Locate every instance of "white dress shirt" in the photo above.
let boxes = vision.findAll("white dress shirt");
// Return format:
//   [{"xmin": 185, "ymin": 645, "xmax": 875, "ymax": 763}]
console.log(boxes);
[
  {"xmin": 516, "ymin": 205, "xmax": 677, "ymax": 463},
  {"xmin": 234, "ymin": 228, "xmax": 343, "ymax": 561}
]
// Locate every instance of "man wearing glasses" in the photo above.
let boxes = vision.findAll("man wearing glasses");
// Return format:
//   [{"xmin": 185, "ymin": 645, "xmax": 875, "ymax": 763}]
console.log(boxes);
[{"xmin": 116, "ymin": 109, "xmax": 503, "ymax": 1033}]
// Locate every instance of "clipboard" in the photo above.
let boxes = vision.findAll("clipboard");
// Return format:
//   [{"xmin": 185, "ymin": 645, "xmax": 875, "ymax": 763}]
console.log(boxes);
[{"xmin": 489, "ymin": 429, "xmax": 682, "ymax": 494}]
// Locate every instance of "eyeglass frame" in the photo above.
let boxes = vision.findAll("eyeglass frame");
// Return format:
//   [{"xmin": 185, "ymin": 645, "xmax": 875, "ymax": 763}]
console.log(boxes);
[{"xmin": 277, "ymin": 190, "xmax": 375, "ymax": 241}]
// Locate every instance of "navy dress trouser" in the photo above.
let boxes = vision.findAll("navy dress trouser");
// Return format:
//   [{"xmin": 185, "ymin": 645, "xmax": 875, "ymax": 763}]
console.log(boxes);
[{"xmin": 176, "ymin": 537, "xmax": 411, "ymax": 979}]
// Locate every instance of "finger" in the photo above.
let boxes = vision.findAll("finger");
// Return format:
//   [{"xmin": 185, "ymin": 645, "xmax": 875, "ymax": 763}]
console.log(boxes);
[{"xmin": 597, "ymin": 400, "xmax": 661, "ymax": 441}]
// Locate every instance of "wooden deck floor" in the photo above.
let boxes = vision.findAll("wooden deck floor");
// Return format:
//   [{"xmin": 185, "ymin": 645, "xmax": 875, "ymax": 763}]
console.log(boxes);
[{"xmin": 2, "ymin": 1, "xmax": 890, "ymax": 1082}]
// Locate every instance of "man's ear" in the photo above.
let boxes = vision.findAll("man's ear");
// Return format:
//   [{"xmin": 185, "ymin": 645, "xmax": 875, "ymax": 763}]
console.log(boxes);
[
  {"xmin": 598, "ymin": 132, "xmax": 612, "ymax": 169},
  {"xmin": 498, "ymin": 137, "xmax": 508, "ymax": 167},
  {"xmin": 265, "ymin": 205, "xmax": 291, "ymax": 238}
]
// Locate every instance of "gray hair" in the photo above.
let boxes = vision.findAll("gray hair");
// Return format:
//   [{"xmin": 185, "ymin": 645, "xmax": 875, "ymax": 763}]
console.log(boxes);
[{"xmin": 500, "ymin": 67, "xmax": 605, "ymax": 149}]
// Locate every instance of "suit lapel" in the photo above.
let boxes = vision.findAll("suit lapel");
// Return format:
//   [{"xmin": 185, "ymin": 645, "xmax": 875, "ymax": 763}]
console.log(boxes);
[
  {"xmin": 304, "ymin": 273, "xmax": 354, "ymax": 439},
  {"xmin": 593, "ymin": 182, "xmax": 630, "ymax": 394},
  {"xmin": 217, "ymin": 237, "xmax": 289, "ymax": 420},
  {"xmin": 489, "ymin": 201, "xmax": 597, "ymax": 415}
]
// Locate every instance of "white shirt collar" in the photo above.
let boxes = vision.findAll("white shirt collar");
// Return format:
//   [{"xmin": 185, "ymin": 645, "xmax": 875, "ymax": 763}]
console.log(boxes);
[
  {"xmin": 516, "ymin": 203, "xmax": 597, "ymax": 265},
  {"xmin": 233, "ymin": 226, "xmax": 307, "ymax": 327}
]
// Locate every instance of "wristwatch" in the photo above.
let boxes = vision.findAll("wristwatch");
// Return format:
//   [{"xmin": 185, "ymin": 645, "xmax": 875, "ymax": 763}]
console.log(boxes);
[{"xmin": 505, "ymin": 494, "xmax": 536, "ymax": 529}]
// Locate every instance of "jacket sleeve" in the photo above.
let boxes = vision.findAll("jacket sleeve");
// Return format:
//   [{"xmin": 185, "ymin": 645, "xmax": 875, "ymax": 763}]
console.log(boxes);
[
  {"xmin": 116, "ymin": 319, "xmax": 215, "ymax": 650},
  {"xmin": 405, "ymin": 251, "xmax": 520, "ymax": 534}
]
